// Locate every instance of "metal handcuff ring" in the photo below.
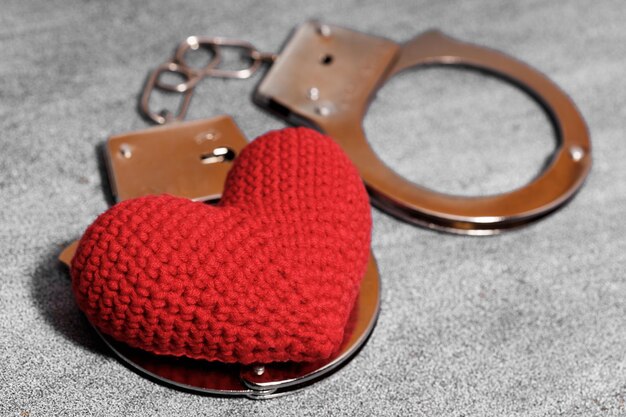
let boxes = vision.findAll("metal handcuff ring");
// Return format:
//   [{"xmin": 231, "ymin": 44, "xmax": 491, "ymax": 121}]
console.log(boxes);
[
  {"xmin": 145, "ymin": 21, "xmax": 591, "ymax": 235},
  {"xmin": 254, "ymin": 22, "xmax": 592, "ymax": 235},
  {"xmin": 61, "ymin": 111, "xmax": 382, "ymax": 398},
  {"xmin": 72, "ymin": 32, "xmax": 381, "ymax": 398}
]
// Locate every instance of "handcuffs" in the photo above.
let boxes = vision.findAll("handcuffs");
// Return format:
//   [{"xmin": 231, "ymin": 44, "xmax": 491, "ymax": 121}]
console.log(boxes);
[
  {"xmin": 61, "ymin": 20, "xmax": 591, "ymax": 398},
  {"xmin": 60, "ymin": 115, "xmax": 381, "ymax": 398},
  {"xmin": 144, "ymin": 21, "xmax": 591, "ymax": 235}
]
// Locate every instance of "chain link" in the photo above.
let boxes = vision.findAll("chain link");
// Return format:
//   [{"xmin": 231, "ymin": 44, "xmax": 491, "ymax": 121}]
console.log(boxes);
[{"xmin": 140, "ymin": 36, "xmax": 276, "ymax": 125}]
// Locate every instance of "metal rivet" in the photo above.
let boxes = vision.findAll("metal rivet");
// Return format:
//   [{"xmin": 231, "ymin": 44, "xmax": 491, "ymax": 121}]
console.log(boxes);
[
  {"xmin": 195, "ymin": 129, "xmax": 220, "ymax": 144},
  {"xmin": 203, "ymin": 129, "xmax": 219, "ymax": 141},
  {"xmin": 119, "ymin": 144, "xmax": 132, "ymax": 159},
  {"xmin": 315, "ymin": 105, "xmax": 332, "ymax": 117},
  {"xmin": 570, "ymin": 146, "xmax": 584, "ymax": 162},
  {"xmin": 253, "ymin": 365, "xmax": 265, "ymax": 376},
  {"xmin": 307, "ymin": 87, "xmax": 320, "ymax": 101},
  {"xmin": 186, "ymin": 36, "xmax": 200, "ymax": 50},
  {"xmin": 317, "ymin": 24, "xmax": 332, "ymax": 37}
]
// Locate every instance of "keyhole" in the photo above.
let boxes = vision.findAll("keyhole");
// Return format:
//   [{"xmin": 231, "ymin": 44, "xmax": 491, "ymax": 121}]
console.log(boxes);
[
  {"xmin": 320, "ymin": 54, "xmax": 333, "ymax": 65},
  {"xmin": 200, "ymin": 147, "xmax": 235, "ymax": 164}
]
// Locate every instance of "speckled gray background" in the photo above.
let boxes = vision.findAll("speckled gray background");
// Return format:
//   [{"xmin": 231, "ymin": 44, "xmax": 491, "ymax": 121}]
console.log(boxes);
[{"xmin": 1, "ymin": 1, "xmax": 625, "ymax": 416}]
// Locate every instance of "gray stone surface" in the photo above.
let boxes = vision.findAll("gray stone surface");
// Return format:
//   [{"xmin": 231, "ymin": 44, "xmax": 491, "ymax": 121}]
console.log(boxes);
[{"xmin": 1, "ymin": 0, "xmax": 625, "ymax": 415}]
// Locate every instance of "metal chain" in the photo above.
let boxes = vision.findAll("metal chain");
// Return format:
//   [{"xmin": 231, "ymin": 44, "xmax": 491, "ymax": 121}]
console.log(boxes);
[{"xmin": 139, "ymin": 36, "xmax": 277, "ymax": 125}]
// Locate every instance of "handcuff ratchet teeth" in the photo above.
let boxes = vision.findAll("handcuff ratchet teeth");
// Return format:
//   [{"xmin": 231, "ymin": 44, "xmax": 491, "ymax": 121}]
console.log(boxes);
[{"xmin": 140, "ymin": 21, "xmax": 591, "ymax": 235}]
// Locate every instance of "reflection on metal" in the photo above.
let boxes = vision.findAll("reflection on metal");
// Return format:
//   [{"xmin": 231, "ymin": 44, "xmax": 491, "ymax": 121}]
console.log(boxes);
[
  {"xmin": 106, "ymin": 115, "xmax": 247, "ymax": 202},
  {"xmin": 139, "ymin": 36, "xmax": 276, "ymax": 124},
  {"xmin": 91, "ymin": 254, "xmax": 380, "ymax": 399},
  {"xmin": 255, "ymin": 21, "xmax": 592, "ymax": 234}
]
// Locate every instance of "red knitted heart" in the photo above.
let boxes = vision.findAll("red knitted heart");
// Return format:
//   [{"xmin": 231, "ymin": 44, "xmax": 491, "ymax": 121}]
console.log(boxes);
[{"xmin": 71, "ymin": 127, "xmax": 371, "ymax": 364}]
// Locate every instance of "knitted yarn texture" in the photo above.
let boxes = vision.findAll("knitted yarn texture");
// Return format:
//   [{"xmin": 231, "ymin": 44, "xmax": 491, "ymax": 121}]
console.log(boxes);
[{"xmin": 71, "ymin": 127, "xmax": 372, "ymax": 364}]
